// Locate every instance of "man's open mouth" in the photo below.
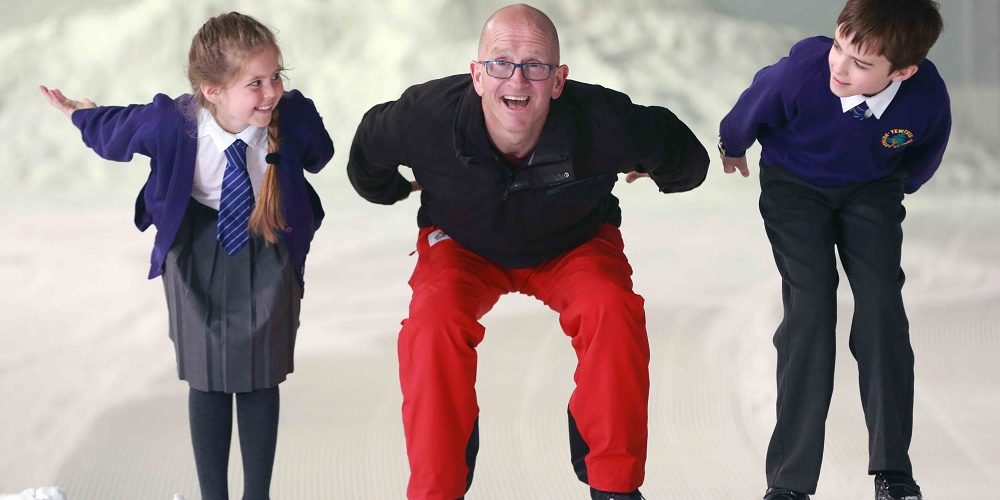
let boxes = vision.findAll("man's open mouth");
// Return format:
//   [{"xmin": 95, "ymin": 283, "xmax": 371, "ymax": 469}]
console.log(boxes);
[{"xmin": 502, "ymin": 95, "xmax": 529, "ymax": 109}]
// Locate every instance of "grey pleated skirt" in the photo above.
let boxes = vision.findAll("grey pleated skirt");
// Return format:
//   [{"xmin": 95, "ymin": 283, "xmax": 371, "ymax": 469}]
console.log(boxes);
[{"xmin": 162, "ymin": 198, "xmax": 301, "ymax": 394}]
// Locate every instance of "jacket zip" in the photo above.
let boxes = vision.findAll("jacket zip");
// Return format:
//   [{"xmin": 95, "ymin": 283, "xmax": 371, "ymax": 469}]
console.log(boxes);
[{"xmin": 546, "ymin": 174, "xmax": 608, "ymax": 195}]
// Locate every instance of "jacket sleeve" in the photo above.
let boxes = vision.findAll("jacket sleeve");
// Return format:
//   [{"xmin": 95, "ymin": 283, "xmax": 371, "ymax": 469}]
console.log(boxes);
[
  {"xmin": 900, "ymin": 96, "xmax": 951, "ymax": 194},
  {"xmin": 586, "ymin": 82, "xmax": 709, "ymax": 194},
  {"xmin": 70, "ymin": 94, "xmax": 173, "ymax": 162},
  {"xmin": 347, "ymin": 96, "xmax": 415, "ymax": 205},
  {"xmin": 718, "ymin": 54, "xmax": 796, "ymax": 159},
  {"xmin": 625, "ymin": 103, "xmax": 710, "ymax": 193},
  {"xmin": 285, "ymin": 90, "xmax": 334, "ymax": 174}
]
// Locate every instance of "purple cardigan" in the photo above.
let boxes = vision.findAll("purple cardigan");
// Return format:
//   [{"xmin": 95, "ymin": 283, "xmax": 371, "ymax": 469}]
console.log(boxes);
[
  {"xmin": 72, "ymin": 90, "xmax": 334, "ymax": 295},
  {"xmin": 719, "ymin": 36, "xmax": 951, "ymax": 194}
]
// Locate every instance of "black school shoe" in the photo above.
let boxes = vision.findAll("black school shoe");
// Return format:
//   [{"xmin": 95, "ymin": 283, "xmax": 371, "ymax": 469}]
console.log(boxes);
[
  {"xmin": 590, "ymin": 487, "xmax": 644, "ymax": 499},
  {"xmin": 875, "ymin": 471, "xmax": 923, "ymax": 500},
  {"xmin": 763, "ymin": 487, "xmax": 810, "ymax": 499}
]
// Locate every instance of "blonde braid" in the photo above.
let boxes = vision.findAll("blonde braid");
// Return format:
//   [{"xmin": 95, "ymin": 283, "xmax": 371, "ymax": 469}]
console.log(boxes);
[{"xmin": 249, "ymin": 108, "xmax": 285, "ymax": 244}]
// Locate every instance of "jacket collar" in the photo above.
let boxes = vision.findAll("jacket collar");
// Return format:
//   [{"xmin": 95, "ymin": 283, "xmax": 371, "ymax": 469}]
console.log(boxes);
[{"xmin": 452, "ymin": 80, "xmax": 574, "ymax": 169}]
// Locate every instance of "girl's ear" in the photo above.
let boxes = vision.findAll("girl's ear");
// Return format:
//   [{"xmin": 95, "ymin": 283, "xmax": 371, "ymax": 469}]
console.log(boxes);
[{"xmin": 201, "ymin": 83, "xmax": 222, "ymax": 105}]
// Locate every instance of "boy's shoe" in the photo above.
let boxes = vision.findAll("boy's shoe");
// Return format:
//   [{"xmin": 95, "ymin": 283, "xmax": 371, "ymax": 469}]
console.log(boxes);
[
  {"xmin": 875, "ymin": 472, "xmax": 923, "ymax": 500},
  {"xmin": 763, "ymin": 487, "xmax": 810, "ymax": 499},
  {"xmin": 590, "ymin": 487, "xmax": 644, "ymax": 499}
]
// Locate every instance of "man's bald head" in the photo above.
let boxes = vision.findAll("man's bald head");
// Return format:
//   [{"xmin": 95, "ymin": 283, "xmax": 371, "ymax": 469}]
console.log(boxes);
[{"xmin": 478, "ymin": 4, "xmax": 560, "ymax": 64}]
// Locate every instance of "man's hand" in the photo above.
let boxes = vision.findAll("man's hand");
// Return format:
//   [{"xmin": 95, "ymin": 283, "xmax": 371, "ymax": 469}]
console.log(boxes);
[
  {"xmin": 624, "ymin": 171, "xmax": 649, "ymax": 183},
  {"xmin": 39, "ymin": 85, "xmax": 95, "ymax": 118},
  {"xmin": 721, "ymin": 154, "xmax": 749, "ymax": 177}
]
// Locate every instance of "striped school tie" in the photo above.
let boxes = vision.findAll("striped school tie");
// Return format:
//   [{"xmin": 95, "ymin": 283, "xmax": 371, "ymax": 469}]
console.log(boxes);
[
  {"xmin": 851, "ymin": 101, "xmax": 870, "ymax": 120},
  {"xmin": 217, "ymin": 139, "xmax": 254, "ymax": 255}
]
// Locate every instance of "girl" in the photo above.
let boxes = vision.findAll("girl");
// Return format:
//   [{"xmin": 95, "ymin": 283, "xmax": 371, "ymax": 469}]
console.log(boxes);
[{"xmin": 40, "ymin": 12, "xmax": 333, "ymax": 500}]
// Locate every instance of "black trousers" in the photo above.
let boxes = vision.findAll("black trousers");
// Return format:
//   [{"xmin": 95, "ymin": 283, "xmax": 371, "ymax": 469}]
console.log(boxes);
[
  {"xmin": 759, "ymin": 167, "xmax": 914, "ymax": 494},
  {"xmin": 189, "ymin": 386, "xmax": 280, "ymax": 500}
]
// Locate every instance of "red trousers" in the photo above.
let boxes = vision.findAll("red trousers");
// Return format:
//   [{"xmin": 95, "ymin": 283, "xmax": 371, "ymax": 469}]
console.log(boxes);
[{"xmin": 399, "ymin": 224, "xmax": 649, "ymax": 499}]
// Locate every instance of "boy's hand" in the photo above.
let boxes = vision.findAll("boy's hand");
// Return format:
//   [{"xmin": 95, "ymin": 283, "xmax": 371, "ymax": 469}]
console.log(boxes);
[
  {"xmin": 39, "ymin": 85, "xmax": 95, "ymax": 118},
  {"xmin": 721, "ymin": 154, "xmax": 749, "ymax": 177}
]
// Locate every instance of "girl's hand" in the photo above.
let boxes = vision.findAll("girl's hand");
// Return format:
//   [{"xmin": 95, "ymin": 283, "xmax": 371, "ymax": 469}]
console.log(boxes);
[{"xmin": 39, "ymin": 85, "xmax": 96, "ymax": 118}]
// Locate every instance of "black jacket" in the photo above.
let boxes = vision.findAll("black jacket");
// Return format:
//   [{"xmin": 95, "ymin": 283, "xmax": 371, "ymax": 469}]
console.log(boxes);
[{"xmin": 348, "ymin": 74, "xmax": 709, "ymax": 268}]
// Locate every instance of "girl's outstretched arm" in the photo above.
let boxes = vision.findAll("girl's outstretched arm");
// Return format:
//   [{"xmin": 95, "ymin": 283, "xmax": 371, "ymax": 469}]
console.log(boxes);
[
  {"xmin": 39, "ymin": 85, "xmax": 95, "ymax": 118},
  {"xmin": 40, "ymin": 87, "xmax": 171, "ymax": 162}
]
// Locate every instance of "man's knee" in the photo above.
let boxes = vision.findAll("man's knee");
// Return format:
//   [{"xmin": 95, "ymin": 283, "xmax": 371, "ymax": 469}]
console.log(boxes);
[
  {"xmin": 560, "ymin": 266, "xmax": 642, "ymax": 309},
  {"xmin": 556, "ymin": 275, "xmax": 646, "ymax": 346},
  {"xmin": 404, "ymin": 273, "xmax": 492, "ymax": 350}
]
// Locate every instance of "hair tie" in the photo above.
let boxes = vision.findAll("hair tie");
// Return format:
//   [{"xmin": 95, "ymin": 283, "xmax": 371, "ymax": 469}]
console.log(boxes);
[{"xmin": 265, "ymin": 153, "xmax": 281, "ymax": 165}]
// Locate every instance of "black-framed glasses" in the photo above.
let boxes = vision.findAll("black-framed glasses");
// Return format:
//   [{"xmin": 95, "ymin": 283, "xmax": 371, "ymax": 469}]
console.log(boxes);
[{"xmin": 480, "ymin": 60, "xmax": 555, "ymax": 81}]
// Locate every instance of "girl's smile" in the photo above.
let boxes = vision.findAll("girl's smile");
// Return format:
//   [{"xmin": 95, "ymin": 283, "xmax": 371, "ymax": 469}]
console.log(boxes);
[{"xmin": 204, "ymin": 47, "xmax": 284, "ymax": 133}]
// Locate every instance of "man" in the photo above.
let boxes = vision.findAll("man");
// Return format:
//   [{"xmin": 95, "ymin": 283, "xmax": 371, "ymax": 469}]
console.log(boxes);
[{"xmin": 348, "ymin": 4, "xmax": 708, "ymax": 499}]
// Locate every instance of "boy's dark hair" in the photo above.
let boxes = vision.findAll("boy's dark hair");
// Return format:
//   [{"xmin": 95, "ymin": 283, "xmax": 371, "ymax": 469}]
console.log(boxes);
[{"xmin": 837, "ymin": 0, "xmax": 943, "ymax": 72}]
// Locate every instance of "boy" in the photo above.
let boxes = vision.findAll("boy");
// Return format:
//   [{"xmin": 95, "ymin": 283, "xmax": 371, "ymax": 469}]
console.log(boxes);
[{"xmin": 718, "ymin": 1, "xmax": 949, "ymax": 499}]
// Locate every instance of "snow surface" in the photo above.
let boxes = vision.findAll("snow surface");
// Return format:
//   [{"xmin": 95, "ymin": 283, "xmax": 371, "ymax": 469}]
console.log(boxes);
[{"xmin": 0, "ymin": 487, "xmax": 65, "ymax": 500}]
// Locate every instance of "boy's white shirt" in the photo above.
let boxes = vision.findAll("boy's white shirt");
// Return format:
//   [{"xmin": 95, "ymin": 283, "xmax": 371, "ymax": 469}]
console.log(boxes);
[
  {"xmin": 191, "ymin": 106, "xmax": 269, "ymax": 210},
  {"xmin": 840, "ymin": 79, "xmax": 902, "ymax": 119}
]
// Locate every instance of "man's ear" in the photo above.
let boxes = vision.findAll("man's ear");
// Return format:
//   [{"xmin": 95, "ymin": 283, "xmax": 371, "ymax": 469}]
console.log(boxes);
[
  {"xmin": 471, "ymin": 60, "xmax": 485, "ymax": 97},
  {"xmin": 550, "ymin": 64, "xmax": 569, "ymax": 99},
  {"xmin": 891, "ymin": 64, "xmax": 919, "ymax": 83}
]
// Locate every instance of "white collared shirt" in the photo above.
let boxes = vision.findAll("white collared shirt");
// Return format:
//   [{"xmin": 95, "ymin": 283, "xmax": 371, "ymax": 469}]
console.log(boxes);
[
  {"xmin": 191, "ymin": 107, "xmax": 269, "ymax": 210},
  {"xmin": 840, "ymin": 80, "xmax": 901, "ymax": 120}
]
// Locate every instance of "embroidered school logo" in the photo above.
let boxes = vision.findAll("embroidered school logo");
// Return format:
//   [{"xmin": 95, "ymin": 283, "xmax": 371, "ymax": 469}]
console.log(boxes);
[{"xmin": 881, "ymin": 129, "xmax": 914, "ymax": 149}]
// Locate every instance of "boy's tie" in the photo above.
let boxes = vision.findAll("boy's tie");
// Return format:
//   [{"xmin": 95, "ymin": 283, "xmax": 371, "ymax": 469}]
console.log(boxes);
[
  {"xmin": 851, "ymin": 101, "xmax": 870, "ymax": 120},
  {"xmin": 218, "ymin": 139, "xmax": 254, "ymax": 255}
]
